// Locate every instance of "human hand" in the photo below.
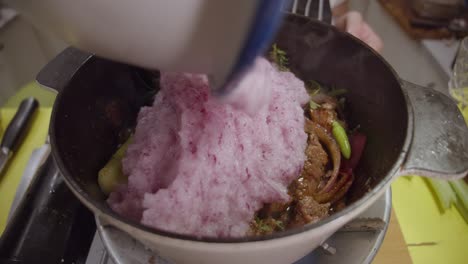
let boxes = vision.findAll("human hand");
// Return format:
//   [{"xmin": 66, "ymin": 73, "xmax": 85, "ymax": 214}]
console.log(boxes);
[{"xmin": 335, "ymin": 11, "xmax": 383, "ymax": 53}]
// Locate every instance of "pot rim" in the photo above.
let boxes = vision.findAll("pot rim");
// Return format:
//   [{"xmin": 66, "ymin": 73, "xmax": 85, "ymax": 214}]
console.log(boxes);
[{"xmin": 49, "ymin": 17, "xmax": 414, "ymax": 244}]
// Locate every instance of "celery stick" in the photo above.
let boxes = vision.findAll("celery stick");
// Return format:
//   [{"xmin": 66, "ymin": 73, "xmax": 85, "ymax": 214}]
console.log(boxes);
[
  {"xmin": 454, "ymin": 198, "xmax": 468, "ymax": 224},
  {"xmin": 98, "ymin": 136, "xmax": 132, "ymax": 195},
  {"xmin": 114, "ymin": 136, "xmax": 132, "ymax": 159},
  {"xmin": 449, "ymin": 180, "xmax": 468, "ymax": 212},
  {"xmin": 98, "ymin": 157, "xmax": 126, "ymax": 195},
  {"xmin": 424, "ymin": 178, "xmax": 457, "ymax": 212}
]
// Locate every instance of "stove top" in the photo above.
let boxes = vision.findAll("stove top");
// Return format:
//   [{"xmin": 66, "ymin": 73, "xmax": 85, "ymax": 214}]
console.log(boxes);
[
  {"xmin": 0, "ymin": 155, "xmax": 96, "ymax": 264},
  {"xmin": 1, "ymin": 148, "xmax": 390, "ymax": 264}
]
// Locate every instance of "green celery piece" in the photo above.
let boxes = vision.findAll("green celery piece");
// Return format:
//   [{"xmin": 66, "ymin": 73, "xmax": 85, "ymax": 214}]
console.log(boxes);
[
  {"xmin": 454, "ymin": 198, "xmax": 468, "ymax": 224},
  {"xmin": 425, "ymin": 178, "xmax": 457, "ymax": 212},
  {"xmin": 114, "ymin": 136, "xmax": 132, "ymax": 159},
  {"xmin": 98, "ymin": 136, "xmax": 132, "ymax": 195},
  {"xmin": 449, "ymin": 180, "xmax": 468, "ymax": 212}
]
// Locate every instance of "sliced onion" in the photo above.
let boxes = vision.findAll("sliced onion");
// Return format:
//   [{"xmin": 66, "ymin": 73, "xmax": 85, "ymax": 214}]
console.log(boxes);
[
  {"xmin": 304, "ymin": 119, "xmax": 341, "ymax": 193},
  {"xmin": 329, "ymin": 173, "xmax": 354, "ymax": 204},
  {"xmin": 314, "ymin": 172, "xmax": 351, "ymax": 203},
  {"xmin": 310, "ymin": 94, "xmax": 338, "ymax": 106}
]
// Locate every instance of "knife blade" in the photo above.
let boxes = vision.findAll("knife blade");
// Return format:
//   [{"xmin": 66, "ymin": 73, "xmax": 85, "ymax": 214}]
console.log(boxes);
[
  {"xmin": 0, "ymin": 147, "xmax": 11, "ymax": 174},
  {"xmin": 7, "ymin": 143, "xmax": 51, "ymax": 220},
  {"xmin": 0, "ymin": 97, "xmax": 39, "ymax": 176}
]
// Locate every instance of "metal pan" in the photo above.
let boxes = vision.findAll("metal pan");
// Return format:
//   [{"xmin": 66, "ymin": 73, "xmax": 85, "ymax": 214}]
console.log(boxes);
[{"xmin": 3, "ymin": 14, "xmax": 468, "ymax": 264}]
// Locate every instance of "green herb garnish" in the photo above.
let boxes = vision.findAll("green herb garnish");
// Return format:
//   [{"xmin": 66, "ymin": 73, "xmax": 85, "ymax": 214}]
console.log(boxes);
[
  {"xmin": 309, "ymin": 100, "xmax": 321, "ymax": 110},
  {"xmin": 255, "ymin": 216, "xmax": 272, "ymax": 232},
  {"xmin": 273, "ymin": 219, "xmax": 285, "ymax": 230},
  {"xmin": 254, "ymin": 216, "xmax": 285, "ymax": 233},
  {"xmin": 306, "ymin": 80, "xmax": 322, "ymax": 96},
  {"xmin": 269, "ymin": 44, "xmax": 289, "ymax": 71},
  {"xmin": 329, "ymin": 88, "xmax": 348, "ymax": 97}
]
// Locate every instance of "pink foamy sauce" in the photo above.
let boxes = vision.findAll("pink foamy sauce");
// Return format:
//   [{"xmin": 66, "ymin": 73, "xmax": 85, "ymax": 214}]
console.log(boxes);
[{"xmin": 108, "ymin": 58, "xmax": 309, "ymax": 238}]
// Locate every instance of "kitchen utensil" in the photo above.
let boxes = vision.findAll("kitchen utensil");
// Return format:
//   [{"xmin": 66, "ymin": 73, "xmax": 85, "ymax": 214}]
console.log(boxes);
[
  {"xmin": 7, "ymin": 0, "xmax": 285, "ymax": 95},
  {"xmin": 0, "ymin": 98, "xmax": 39, "ymax": 176},
  {"xmin": 3, "ymin": 14, "xmax": 468, "ymax": 264},
  {"xmin": 289, "ymin": 0, "xmax": 332, "ymax": 22},
  {"xmin": 7, "ymin": 143, "xmax": 51, "ymax": 220}
]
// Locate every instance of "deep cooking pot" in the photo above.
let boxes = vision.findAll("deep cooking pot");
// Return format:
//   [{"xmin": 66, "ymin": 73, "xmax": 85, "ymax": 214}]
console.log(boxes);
[{"xmin": 7, "ymin": 14, "xmax": 468, "ymax": 264}]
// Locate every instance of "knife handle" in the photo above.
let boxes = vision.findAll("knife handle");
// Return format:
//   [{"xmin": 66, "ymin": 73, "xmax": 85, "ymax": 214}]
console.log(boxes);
[{"xmin": 0, "ymin": 98, "xmax": 39, "ymax": 151}]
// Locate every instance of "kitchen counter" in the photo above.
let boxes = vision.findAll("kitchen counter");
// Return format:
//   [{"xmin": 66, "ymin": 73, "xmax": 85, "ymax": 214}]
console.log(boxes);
[{"xmin": 373, "ymin": 209, "xmax": 412, "ymax": 264}]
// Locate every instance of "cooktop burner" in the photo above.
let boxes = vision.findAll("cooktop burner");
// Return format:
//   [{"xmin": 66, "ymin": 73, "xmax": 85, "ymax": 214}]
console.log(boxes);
[
  {"xmin": 86, "ymin": 191, "xmax": 391, "ymax": 264},
  {"xmin": 0, "ymin": 156, "xmax": 96, "ymax": 264},
  {"xmin": 1, "ymin": 150, "xmax": 390, "ymax": 264}
]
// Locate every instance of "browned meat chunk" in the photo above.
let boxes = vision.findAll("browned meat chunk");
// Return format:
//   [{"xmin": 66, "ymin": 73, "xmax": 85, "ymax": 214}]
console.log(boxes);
[
  {"xmin": 310, "ymin": 104, "xmax": 337, "ymax": 132},
  {"xmin": 291, "ymin": 196, "xmax": 330, "ymax": 227},
  {"xmin": 301, "ymin": 131, "xmax": 328, "ymax": 181}
]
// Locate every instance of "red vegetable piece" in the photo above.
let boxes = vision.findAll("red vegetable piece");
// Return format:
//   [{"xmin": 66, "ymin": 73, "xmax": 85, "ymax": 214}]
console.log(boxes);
[{"xmin": 341, "ymin": 132, "xmax": 366, "ymax": 171}]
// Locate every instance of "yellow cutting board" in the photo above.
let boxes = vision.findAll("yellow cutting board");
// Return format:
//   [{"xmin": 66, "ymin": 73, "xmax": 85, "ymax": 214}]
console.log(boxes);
[
  {"xmin": 392, "ymin": 176, "xmax": 468, "ymax": 264},
  {"xmin": 0, "ymin": 83, "xmax": 54, "ymax": 235}
]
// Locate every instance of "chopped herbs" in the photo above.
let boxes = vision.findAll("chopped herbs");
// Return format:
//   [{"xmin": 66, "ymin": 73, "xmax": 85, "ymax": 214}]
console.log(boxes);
[
  {"xmin": 254, "ymin": 216, "xmax": 272, "ymax": 232},
  {"xmin": 269, "ymin": 44, "xmax": 289, "ymax": 71},
  {"xmin": 273, "ymin": 219, "xmax": 285, "ymax": 230},
  {"xmin": 253, "ymin": 216, "xmax": 285, "ymax": 234},
  {"xmin": 309, "ymin": 100, "xmax": 321, "ymax": 110},
  {"xmin": 306, "ymin": 80, "xmax": 322, "ymax": 96},
  {"xmin": 329, "ymin": 88, "xmax": 348, "ymax": 97}
]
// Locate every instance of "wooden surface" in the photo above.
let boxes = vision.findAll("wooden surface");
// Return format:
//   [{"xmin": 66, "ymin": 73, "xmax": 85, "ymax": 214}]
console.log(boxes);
[
  {"xmin": 378, "ymin": 0, "xmax": 454, "ymax": 40},
  {"xmin": 373, "ymin": 209, "xmax": 412, "ymax": 264}
]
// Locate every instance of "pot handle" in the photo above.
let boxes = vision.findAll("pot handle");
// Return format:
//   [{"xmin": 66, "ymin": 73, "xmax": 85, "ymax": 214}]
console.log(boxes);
[
  {"xmin": 36, "ymin": 47, "xmax": 92, "ymax": 93},
  {"xmin": 398, "ymin": 80, "xmax": 468, "ymax": 179}
]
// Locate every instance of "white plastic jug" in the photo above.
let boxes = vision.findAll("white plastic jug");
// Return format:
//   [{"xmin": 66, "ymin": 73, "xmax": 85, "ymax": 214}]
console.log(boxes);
[{"xmin": 7, "ymin": 0, "xmax": 286, "ymax": 94}]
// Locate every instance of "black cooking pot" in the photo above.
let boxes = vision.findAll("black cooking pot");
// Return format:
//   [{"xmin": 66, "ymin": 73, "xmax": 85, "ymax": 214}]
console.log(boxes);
[{"xmin": 3, "ymin": 14, "xmax": 468, "ymax": 264}]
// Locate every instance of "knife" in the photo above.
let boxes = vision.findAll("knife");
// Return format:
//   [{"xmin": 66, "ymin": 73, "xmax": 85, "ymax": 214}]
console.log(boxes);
[
  {"xmin": 0, "ymin": 97, "xmax": 39, "ymax": 176},
  {"xmin": 7, "ymin": 143, "xmax": 50, "ymax": 220}
]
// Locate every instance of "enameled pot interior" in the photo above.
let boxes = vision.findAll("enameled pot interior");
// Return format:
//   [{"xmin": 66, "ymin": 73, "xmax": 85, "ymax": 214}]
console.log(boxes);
[{"xmin": 50, "ymin": 15, "xmax": 408, "ymax": 242}]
